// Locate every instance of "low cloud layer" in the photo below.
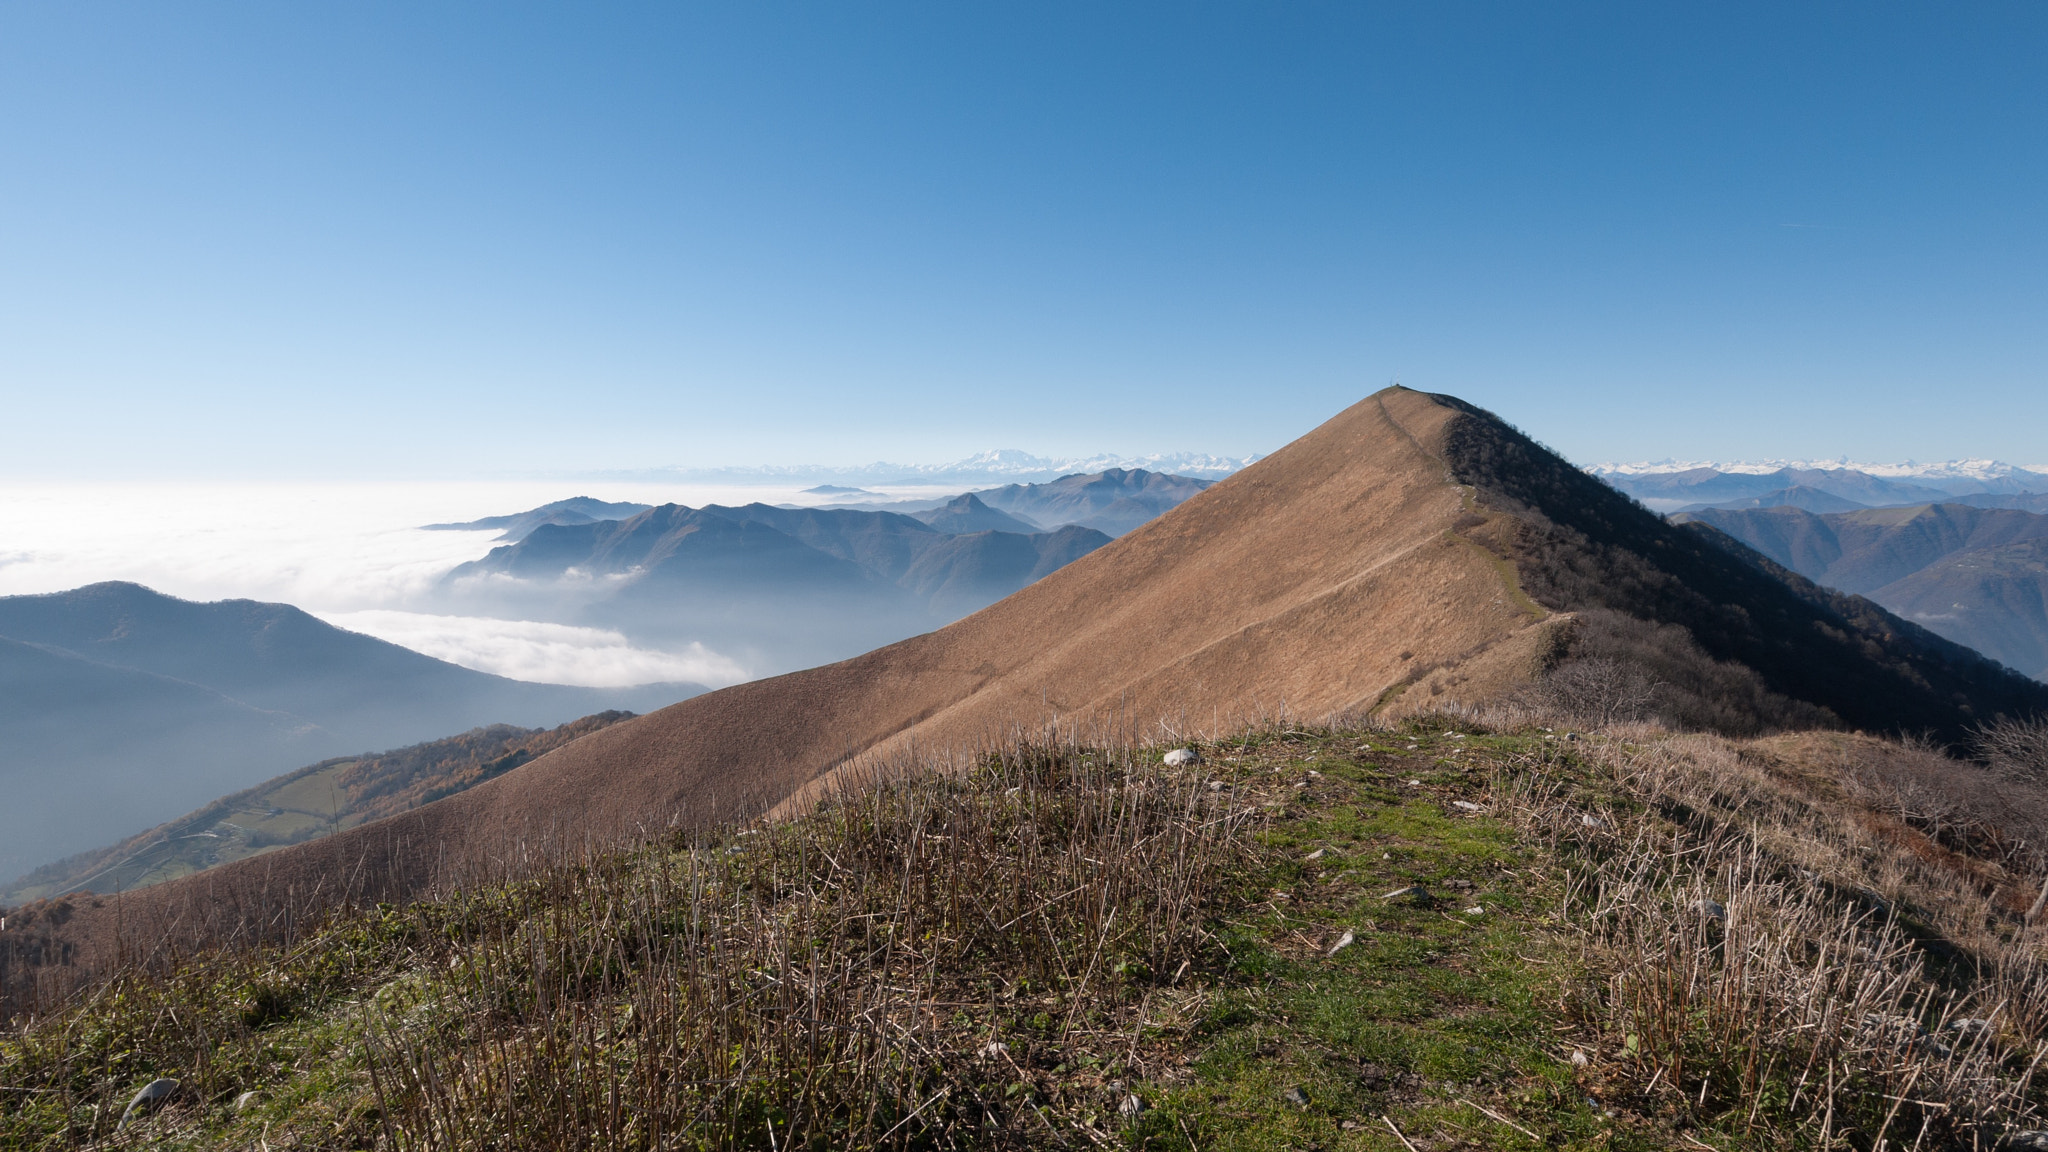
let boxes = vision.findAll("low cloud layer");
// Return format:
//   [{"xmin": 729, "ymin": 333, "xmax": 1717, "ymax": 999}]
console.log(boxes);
[
  {"xmin": 0, "ymin": 480, "xmax": 894, "ymax": 687},
  {"xmin": 319, "ymin": 610, "xmax": 750, "ymax": 688},
  {"xmin": 0, "ymin": 480, "xmax": 851, "ymax": 610}
]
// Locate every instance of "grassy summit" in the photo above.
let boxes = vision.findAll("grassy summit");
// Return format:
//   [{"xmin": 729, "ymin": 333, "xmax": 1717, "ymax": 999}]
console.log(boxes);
[{"xmin": 7, "ymin": 717, "xmax": 2048, "ymax": 1149}]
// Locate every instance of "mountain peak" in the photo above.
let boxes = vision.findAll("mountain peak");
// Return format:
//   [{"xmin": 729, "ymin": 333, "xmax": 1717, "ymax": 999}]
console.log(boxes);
[
  {"xmin": 30, "ymin": 387, "xmax": 2047, "ymax": 995},
  {"xmin": 912, "ymin": 493, "xmax": 1042, "ymax": 535}
]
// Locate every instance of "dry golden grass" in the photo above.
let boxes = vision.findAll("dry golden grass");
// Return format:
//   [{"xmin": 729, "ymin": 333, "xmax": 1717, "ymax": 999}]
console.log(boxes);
[
  {"xmin": 1479, "ymin": 721, "xmax": 2048, "ymax": 1147},
  {"xmin": 17, "ymin": 716, "xmax": 2048, "ymax": 1149}
]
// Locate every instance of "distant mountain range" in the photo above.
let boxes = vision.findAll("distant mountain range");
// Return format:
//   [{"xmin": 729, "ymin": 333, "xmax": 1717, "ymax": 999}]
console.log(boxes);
[
  {"xmin": 441, "ymin": 502, "xmax": 1113, "ymax": 671},
  {"xmin": 0, "ymin": 470, "xmax": 1210, "ymax": 880},
  {"xmin": 1595, "ymin": 461, "xmax": 2048, "ymax": 513},
  {"xmin": 582, "ymin": 449, "xmax": 1258, "ymax": 486},
  {"xmin": 0, "ymin": 583, "xmax": 702, "ymax": 878},
  {"xmin": 1598, "ymin": 457, "xmax": 2048, "ymax": 484},
  {"xmin": 1676, "ymin": 504, "xmax": 2048, "ymax": 681},
  {"xmin": 1611, "ymin": 461, "xmax": 2048, "ymax": 682},
  {"xmin": 2, "ymin": 712, "xmax": 634, "ymax": 905},
  {"xmin": 423, "ymin": 496, "xmax": 655, "ymax": 541},
  {"xmin": 422, "ymin": 469, "xmax": 1213, "ymax": 544},
  {"xmin": 972, "ymin": 468, "xmax": 1213, "ymax": 536},
  {"xmin": 427, "ymin": 468, "xmax": 1210, "ymax": 672},
  {"xmin": 806, "ymin": 468, "xmax": 1214, "ymax": 535}
]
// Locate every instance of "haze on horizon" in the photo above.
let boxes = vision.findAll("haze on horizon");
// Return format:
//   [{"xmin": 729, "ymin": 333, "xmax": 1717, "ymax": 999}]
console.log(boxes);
[{"xmin": 0, "ymin": 3, "xmax": 2043, "ymax": 480}]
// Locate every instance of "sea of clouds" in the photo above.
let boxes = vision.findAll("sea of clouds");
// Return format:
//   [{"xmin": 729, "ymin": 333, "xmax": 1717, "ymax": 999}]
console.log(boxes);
[{"xmin": 0, "ymin": 480, "xmax": 947, "ymax": 688}]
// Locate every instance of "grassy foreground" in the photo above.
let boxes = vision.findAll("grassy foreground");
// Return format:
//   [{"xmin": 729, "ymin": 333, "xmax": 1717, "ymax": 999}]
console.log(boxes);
[{"xmin": 5, "ymin": 719, "xmax": 2047, "ymax": 1149}]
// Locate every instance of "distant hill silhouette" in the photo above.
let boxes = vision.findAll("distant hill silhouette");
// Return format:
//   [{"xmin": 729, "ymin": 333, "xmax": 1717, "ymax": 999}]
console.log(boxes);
[
  {"xmin": 1674, "ymin": 504, "xmax": 2048, "ymax": 594},
  {"xmin": 0, "ymin": 583, "xmax": 704, "ymax": 875},
  {"xmin": 1952, "ymin": 492, "xmax": 2048, "ymax": 514},
  {"xmin": 2, "ymin": 712, "xmax": 635, "ymax": 905},
  {"xmin": 444, "ymin": 504, "xmax": 1112, "ymax": 672},
  {"xmin": 703, "ymin": 503, "xmax": 949, "ymax": 576},
  {"xmin": 913, "ymin": 493, "xmax": 1042, "ymax": 534},
  {"xmin": 423, "ymin": 496, "xmax": 655, "ymax": 541},
  {"xmin": 1602, "ymin": 467, "xmax": 1958, "ymax": 511},
  {"xmin": 1874, "ymin": 539, "xmax": 2048, "ymax": 681},
  {"xmin": 973, "ymin": 467, "xmax": 1212, "ymax": 536},
  {"xmin": 1674, "ymin": 503, "xmax": 2048, "ymax": 681},
  {"xmin": 900, "ymin": 525, "xmax": 1110, "ymax": 616},
  {"xmin": 1676, "ymin": 485, "xmax": 1868, "ymax": 514},
  {"xmin": 0, "ymin": 635, "xmax": 325, "ymax": 882},
  {"xmin": 827, "ymin": 467, "xmax": 1211, "ymax": 530}
]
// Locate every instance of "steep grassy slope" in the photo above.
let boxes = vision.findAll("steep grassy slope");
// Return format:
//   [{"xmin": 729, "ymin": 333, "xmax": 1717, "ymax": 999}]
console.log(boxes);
[
  {"xmin": 1, "ymin": 713, "xmax": 636, "ymax": 905},
  {"xmin": 12, "ymin": 719, "xmax": 2048, "ymax": 1150},
  {"xmin": 5, "ymin": 387, "xmax": 1559, "ymax": 996}
]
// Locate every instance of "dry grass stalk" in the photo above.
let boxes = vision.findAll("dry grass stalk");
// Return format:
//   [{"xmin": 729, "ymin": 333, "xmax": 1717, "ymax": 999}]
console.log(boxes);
[
  {"xmin": 1505, "ymin": 731, "xmax": 2048, "ymax": 1146},
  {"xmin": 357, "ymin": 741, "xmax": 1250, "ymax": 1150}
]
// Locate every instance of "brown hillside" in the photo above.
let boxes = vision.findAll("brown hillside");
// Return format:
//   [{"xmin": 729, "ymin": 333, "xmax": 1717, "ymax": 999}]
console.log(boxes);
[
  {"xmin": 17, "ymin": 386, "xmax": 2044, "ymax": 997},
  {"xmin": 12, "ymin": 388, "xmax": 1557, "ymax": 984}
]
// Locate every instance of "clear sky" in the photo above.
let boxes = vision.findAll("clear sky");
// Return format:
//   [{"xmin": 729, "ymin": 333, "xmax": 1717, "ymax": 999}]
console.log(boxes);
[{"xmin": 2, "ymin": 2, "xmax": 2043, "ymax": 477}]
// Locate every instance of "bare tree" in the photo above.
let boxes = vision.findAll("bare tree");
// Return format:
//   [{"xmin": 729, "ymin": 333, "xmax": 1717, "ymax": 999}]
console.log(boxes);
[
  {"xmin": 1977, "ymin": 715, "xmax": 2048, "ymax": 785},
  {"xmin": 1540, "ymin": 657, "xmax": 1658, "ymax": 728}
]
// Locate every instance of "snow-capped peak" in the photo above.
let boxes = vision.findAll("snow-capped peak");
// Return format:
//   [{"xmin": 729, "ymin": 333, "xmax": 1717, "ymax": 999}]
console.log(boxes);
[{"xmin": 1592, "ymin": 458, "xmax": 2048, "ymax": 481}]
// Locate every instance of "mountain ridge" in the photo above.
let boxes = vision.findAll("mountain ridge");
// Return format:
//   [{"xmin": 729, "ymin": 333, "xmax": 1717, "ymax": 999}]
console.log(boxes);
[
  {"xmin": 911, "ymin": 492, "xmax": 1042, "ymax": 535},
  {"xmin": 443, "ymin": 502, "xmax": 1114, "ymax": 672},
  {"xmin": 583, "ymin": 450, "xmax": 1259, "ymax": 486},
  {"xmin": 1596, "ymin": 458, "xmax": 2048, "ymax": 484},
  {"xmin": 19, "ymin": 388, "xmax": 2045, "ymax": 999},
  {"xmin": 1599, "ymin": 462, "xmax": 2048, "ymax": 513}
]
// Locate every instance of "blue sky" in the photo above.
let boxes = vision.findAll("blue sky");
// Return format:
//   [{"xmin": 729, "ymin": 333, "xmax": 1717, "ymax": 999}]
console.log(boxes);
[{"xmin": 2, "ymin": 2, "xmax": 2043, "ymax": 477}]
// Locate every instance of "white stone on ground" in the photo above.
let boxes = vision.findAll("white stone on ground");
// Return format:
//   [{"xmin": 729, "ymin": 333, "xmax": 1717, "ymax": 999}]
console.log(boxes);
[{"xmin": 120, "ymin": 1079, "xmax": 179, "ymax": 1127}]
